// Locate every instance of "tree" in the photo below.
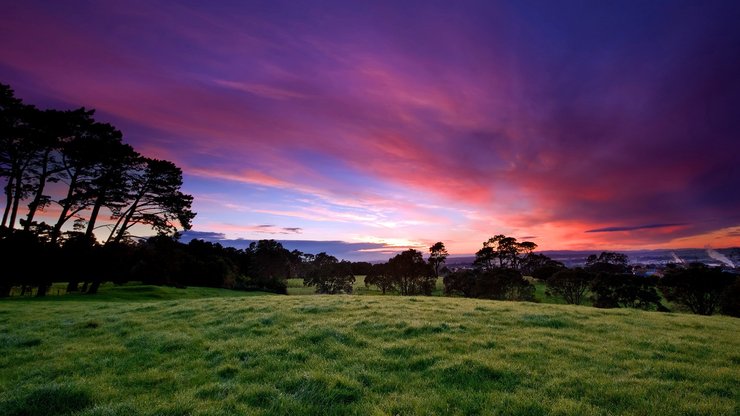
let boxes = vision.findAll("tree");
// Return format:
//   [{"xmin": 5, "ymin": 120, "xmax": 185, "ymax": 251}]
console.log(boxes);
[
  {"xmin": 303, "ymin": 252, "xmax": 355, "ymax": 294},
  {"xmin": 660, "ymin": 263, "xmax": 735, "ymax": 315},
  {"xmin": 365, "ymin": 263, "xmax": 395, "ymax": 294},
  {"xmin": 22, "ymin": 109, "xmax": 72, "ymax": 232},
  {"xmin": 520, "ymin": 253, "xmax": 565, "ymax": 279},
  {"xmin": 443, "ymin": 269, "xmax": 476, "ymax": 297},
  {"xmin": 473, "ymin": 235, "xmax": 537, "ymax": 271},
  {"xmin": 474, "ymin": 268, "xmax": 535, "ymax": 301},
  {"xmin": 545, "ymin": 268, "xmax": 593, "ymax": 305},
  {"xmin": 107, "ymin": 158, "xmax": 195, "ymax": 243},
  {"xmin": 246, "ymin": 240, "xmax": 290, "ymax": 293},
  {"xmin": 591, "ymin": 273, "xmax": 665, "ymax": 310},
  {"xmin": 444, "ymin": 267, "xmax": 534, "ymax": 301},
  {"xmin": 586, "ymin": 252, "xmax": 630, "ymax": 274},
  {"xmin": 0, "ymin": 84, "xmax": 38, "ymax": 229},
  {"xmin": 387, "ymin": 249, "xmax": 435, "ymax": 295},
  {"xmin": 350, "ymin": 261, "xmax": 372, "ymax": 276},
  {"xmin": 428, "ymin": 241, "xmax": 448, "ymax": 278},
  {"xmin": 81, "ymin": 128, "xmax": 140, "ymax": 241},
  {"xmin": 720, "ymin": 277, "xmax": 740, "ymax": 317},
  {"xmin": 49, "ymin": 113, "xmax": 128, "ymax": 243}
]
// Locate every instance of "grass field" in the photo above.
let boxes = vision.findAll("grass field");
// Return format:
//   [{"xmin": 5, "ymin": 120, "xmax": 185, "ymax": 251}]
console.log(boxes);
[{"xmin": 1, "ymin": 285, "xmax": 738, "ymax": 415}]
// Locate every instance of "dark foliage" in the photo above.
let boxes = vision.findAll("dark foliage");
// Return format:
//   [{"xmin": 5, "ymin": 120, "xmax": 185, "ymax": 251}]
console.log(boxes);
[
  {"xmin": 720, "ymin": 276, "xmax": 740, "ymax": 317},
  {"xmin": 349, "ymin": 261, "xmax": 372, "ymax": 276},
  {"xmin": 591, "ymin": 273, "xmax": 665, "ymax": 310},
  {"xmin": 365, "ymin": 263, "xmax": 395, "ymax": 294},
  {"xmin": 443, "ymin": 269, "xmax": 477, "ymax": 297},
  {"xmin": 364, "ymin": 250, "xmax": 435, "ymax": 295},
  {"xmin": 660, "ymin": 263, "xmax": 736, "ymax": 315},
  {"xmin": 474, "ymin": 235, "xmax": 537, "ymax": 270},
  {"xmin": 545, "ymin": 268, "xmax": 594, "ymax": 305},
  {"xmin": 303, "ymin": 252, "xmax": 355, "ymax": 294},
  {"xmin": 444, "ymin": 268, "xmax": 535, "ymax": 301},
  {"xmin": 388, "ymin": 249, "xmax": 436, "ymax": 295},
  {"xmin": 428, "ymin": 242, "xmax": 448, "ymax": 278},
  {"xmin": 585, "ymin": 252, "xmax": 630, "ymax": 274},
  {"xmin": 520, "ymin": 253, "xmax": 565, "ymax": 280}
]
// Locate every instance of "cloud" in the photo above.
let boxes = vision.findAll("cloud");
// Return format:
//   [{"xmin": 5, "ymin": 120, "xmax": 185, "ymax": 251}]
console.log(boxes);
[
  {"xmin": 178, "ymin": 230, "xmax": 226, "ymax": 240},
  {"xmin": 2, "ymin": 1, "xmax": 739, "ymax": 251},
  {"xmin": 585, "ymin": 223, "xmax": 687, "ymax": 233}
]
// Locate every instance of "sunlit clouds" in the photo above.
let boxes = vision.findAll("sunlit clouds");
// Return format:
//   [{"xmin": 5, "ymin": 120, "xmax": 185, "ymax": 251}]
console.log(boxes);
[{"xmin": 2, "ymin": 1, "xmax": 739, "ymax": 259}]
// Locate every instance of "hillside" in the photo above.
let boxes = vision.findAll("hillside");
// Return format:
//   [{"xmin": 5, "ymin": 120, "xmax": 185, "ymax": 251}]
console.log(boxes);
[{"xmin": 0, "ymin": 286, "xmax": 738, "ymax": 415}]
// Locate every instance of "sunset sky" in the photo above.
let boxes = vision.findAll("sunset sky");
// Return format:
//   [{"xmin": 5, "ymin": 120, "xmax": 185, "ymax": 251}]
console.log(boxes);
[{"xmin": 1, "ymin": 1, "xmax": 739, "ymax": 260}]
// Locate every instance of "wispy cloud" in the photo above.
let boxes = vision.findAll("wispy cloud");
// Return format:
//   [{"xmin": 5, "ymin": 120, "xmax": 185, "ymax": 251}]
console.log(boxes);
[
  {"xmin": 585, "ymin": 223, "xmax": 687, "ymax": 233},
  {"xmin": 2, "ymin": 1, "xmax": 739, "ymax": 252}
]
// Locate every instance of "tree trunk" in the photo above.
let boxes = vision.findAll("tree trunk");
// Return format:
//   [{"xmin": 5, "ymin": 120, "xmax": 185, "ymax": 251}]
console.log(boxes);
[
  {"xmin": 24, "ymin": 151, "xmax": 52, "ymax": 231},
  {"xmin": 51, "ymin": 172, "xmax": 78, "ymax": 244},
  {"xmin": 0, "ymin": 285, "xmax": 10, "ymax": 297},
  {"xmin": 66, "ymin": 280, "xmax": 79, "ymax": 293},
  {"xmin": 1, "ymin": 177, "xmax": 13, "ymax": 227},
  {"xmin": 8, "ymin": 173, "xmax": 23, "ymax": 229},
  {"xmin": 88, "ymin": 280, "xmax": 100, "ymax": 294},
  {"xmin": 80, "ymin": 281, "xmax": 89, "ymax": 292},
  {"xmin": 85, "ymin": 192, "xmax": 105, "ymax": 240},
  {"xmin": 36, "ymin": 284, "xmax": 48, "ymax": 297},
  {"xmin": 108, "ymin": 195, "xmax": 141, "ymax": 243}
]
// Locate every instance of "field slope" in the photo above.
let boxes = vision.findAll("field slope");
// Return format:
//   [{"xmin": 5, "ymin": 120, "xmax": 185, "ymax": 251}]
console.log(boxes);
[{"xmin": 0, "ymin": 286, "xmax": 738, "ymax": 416}]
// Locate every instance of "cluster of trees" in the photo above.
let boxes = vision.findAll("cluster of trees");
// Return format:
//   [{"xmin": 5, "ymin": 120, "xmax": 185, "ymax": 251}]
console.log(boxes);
[
  {"xmin": 543, "ymin": 252, "xmax": 738, "ymax": 316},
  {"xmin": 1, "ymin": 84, "xmax": 195, "ymax": 242},
  {"xmin": 0, "ymin": 229, "xmax": 376, "ymax": 297},
  {"xmin": 363, "ymin": 243, "xmax": 448, "ymax": 296},
  {"xmin": 0, "ymin": 83, "xmax": 203, "ymax": 296},
  {"xmin": 440, "ymin": 235, "xmax": 564, "ymax": 301},
  {"xmin": 360, "ymin": 236, "xmax": 738, "ymax": 317}
]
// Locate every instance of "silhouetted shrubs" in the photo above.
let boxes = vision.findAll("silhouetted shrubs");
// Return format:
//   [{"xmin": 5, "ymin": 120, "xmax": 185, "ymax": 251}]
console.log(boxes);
[{"xmin": 660, "ymin": 263, "xmax": 736, "ymax": 315}]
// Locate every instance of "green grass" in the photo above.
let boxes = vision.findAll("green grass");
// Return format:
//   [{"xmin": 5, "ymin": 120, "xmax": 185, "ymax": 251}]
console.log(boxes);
[
  {"xmin": 7, "ymin": 283, "xmax": 267, "ymax": 302},
  {"xmin": 288, "ymin": 276, "xmax": 445, "ymax": 296},
  {"xmin": 1, "ymin": 285, "xmax": 738, "ymax": 415}
]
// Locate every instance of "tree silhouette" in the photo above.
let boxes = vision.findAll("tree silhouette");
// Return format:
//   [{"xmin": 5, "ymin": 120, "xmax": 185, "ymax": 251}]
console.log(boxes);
[
  {"xmin": 474, "ymin": 235, "xmax": 537, "ymax": 270},
  {"xmin": 107, "ymin": 158, "xmax": 194, "ymax": 243},
  {"xmin": 428, "ymin": 241, "xmax": 448, "ymax": 278},
  {"xmin": 660, "ymin": 263, "xmax": 735, "ymax": 315},
  {"xmin": 365, "ymin": 263, "xmax": 395, "ymax": 294},
  {"xmin": 81, "ymin": 126, "xmax": 139, "ymax": 240},
  {"xmin": 586, "ymin": 252, "xmax": 630, "ymax": 274},
  {"xmin": 0, "ymin": 84, "xmax": 38, "ymax": 229},
  {"xmin": 303, "ymin": 252, "xmax": 355, "ymax": 294},
  {"xmin": 545, "ymin": 268, "xmax": 593, "ymax": 305},
  {"xmin": 22, "ymin": 110, "xmax": 70, "ymax": 232},
  {"xmin": 387, "ymin": 249, "xmax": 435, "ymax": 295}
]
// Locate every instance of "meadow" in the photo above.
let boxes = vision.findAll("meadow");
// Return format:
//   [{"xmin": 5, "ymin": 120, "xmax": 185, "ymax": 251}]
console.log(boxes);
[{"xmin": 0, "ymin": 285, "xmax": 738, "ymax": 416}]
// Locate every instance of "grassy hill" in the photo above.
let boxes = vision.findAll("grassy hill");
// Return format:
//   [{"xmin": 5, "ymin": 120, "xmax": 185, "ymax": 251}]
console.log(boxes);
[{"xmin": 1, "ymin": 285, "xmax": 738, "ymax": 415}]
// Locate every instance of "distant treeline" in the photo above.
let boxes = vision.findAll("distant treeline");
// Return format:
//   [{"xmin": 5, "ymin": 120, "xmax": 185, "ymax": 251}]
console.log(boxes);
[
  {"xmin": 0, "ymin": 231, "xmax": 371, "ymax": 296},
  {"xmin": 361, "ymin": 236, "xmax": 738, "ymax": 317}
]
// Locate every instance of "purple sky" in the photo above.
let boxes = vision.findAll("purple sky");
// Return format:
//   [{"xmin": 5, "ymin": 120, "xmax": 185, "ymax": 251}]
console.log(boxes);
[{"xmin": 1, "ymin": 1, "xmax": 739, "ymax": 260}]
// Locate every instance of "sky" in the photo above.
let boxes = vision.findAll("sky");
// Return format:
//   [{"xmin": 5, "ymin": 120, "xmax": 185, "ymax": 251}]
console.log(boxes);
[{"xmin": 1, "ymin": 0, "xmax": 739, "ymax": 260}]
